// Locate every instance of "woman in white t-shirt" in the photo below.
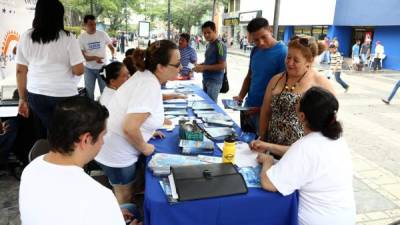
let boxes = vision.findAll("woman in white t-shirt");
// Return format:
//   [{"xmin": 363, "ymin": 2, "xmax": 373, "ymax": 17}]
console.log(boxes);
[
  {"xmin": 95, "ymin": 40, "xmax": 181, "ymax": 204},
  {"xmin": 99, "ymin": 61, "xmax": 130, "ymax": 107},
  {"xmin": 257, "ymin": 87, "xmax": 356, "ymax": 225},
  {"xmin": 16, "ymin": 0, "xmax": 84, "ymax": 132}
]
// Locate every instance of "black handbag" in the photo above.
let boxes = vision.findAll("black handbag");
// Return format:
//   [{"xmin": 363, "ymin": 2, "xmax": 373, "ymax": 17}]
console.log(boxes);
[
  {"xmin": 220, "ymin": 68, "xmax": 229, "ymax": 93},
  {"xmin": 170, "ymin": 163, "xmax": 248, "ymax": 201}
]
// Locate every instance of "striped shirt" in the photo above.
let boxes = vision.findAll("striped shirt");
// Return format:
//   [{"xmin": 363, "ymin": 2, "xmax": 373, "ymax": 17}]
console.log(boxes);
[
  {"xmin": 330, "ymin": 52, "xmax": 342, "ymax": 71},
  {"xmin": 179, "ymin": 46, "xmax": 197, "ymax": 76}
]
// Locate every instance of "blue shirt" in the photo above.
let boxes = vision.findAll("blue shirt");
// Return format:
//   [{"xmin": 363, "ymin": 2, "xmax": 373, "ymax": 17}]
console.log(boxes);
[
  {"xmin": 179, "ymin": 46, "xmax": 197, "ymax": 76},
  {"xmin": 245, "ymin": 42, "xmax": 287, "ymax": 107},
  {"xmin": 203, "ymin": 39, "xmax": 227, "ymax": 82},
  {"xmin": 352, "ymin": 44, "xmax": 360, "ymax": 57}
]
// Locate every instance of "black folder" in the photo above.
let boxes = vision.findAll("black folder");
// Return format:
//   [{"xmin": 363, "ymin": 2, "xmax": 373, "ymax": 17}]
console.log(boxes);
[{"xmin": 170, "ymin": 163, "xmax": 248, "ymax": 201}]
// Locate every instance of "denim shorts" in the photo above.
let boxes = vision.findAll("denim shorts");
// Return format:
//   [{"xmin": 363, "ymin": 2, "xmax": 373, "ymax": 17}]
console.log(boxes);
[{"xmin": 97, "ymin": 162, "xmax": 137, "ymax": 185}]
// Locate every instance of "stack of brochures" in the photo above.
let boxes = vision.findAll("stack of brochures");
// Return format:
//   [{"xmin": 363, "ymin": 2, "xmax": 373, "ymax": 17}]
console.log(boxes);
[
  {"xmin": 164, "ymin": 110, "xmax": 188, "ymax": 116},
  {"xmin": 163, "ymin": 104, "xmax": 187, "ymax": 110},
  {"xmin": 179, "ymin": 138, "xmax": 214, "ymax": 155},
  {"xmin": 238, "ymin": 166, "xmax": 261, "ymax": 188},
  {"xmin": 202, "ymin": 118, "xmax": 234, "ymax": 127},
  {"xmin": 190, "ymin": 102, "xmax": 214, "ymax": 110},
  {"xmin": 203, "ymin": 127, "xmax": 235, "ymax": 140},
  {"xmin": 148, "ymin": 153, "xmax": 222, "ymax": 176},
  {"xmin": 163, "ymin": 98, "xmax": 188, "ymax": 104}
]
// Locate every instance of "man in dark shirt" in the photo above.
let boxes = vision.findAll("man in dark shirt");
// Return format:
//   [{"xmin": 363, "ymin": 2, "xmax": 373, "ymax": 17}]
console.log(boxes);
[{"xmin": 193, "ymin": 21, "xmax": 227, "ymax": 102}]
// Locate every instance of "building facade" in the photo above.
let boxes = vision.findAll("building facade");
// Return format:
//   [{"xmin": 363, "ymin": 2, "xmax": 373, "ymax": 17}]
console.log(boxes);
[{"xmin": 223, "ymin": 0, "xmax": 400, "ymax": 70}]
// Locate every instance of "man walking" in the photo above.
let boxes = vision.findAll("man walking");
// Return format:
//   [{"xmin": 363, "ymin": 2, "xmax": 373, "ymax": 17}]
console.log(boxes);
[
  {"xmin": 79, "ymin": 15, "xmax": 115, "ymax": 100},
  {"xmin": 193, "ymin": 21, "xmax": 227, "ymax": 102},
  {"xmin": 233, "ymin": 17, "xmax": 287, "ymax": 134}
]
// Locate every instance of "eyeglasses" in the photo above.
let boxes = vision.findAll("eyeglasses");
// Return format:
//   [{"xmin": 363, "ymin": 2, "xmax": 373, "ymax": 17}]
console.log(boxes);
[{"xmin": 168, "ymin": 62, "xmax": 181, "ymax": 68}]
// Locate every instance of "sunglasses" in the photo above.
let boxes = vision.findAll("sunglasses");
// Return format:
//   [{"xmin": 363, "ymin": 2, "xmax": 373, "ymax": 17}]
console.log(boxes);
[
  {"xmin": 291, "ymin": 36, "xmax": 313, "ymax": 47},
  {"xmin": 168, "ymin": 62, "xmax": 181, "ymax": 68}
]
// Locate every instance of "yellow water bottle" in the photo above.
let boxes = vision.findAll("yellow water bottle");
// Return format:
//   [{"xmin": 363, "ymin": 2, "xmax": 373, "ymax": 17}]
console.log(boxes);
[{"xmin": 222, "ymin": 135, "xmax": 236, "ymax": 163}]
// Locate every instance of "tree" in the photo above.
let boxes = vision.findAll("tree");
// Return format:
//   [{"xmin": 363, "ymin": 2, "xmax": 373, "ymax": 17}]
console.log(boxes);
[{"xmin": 61, "ymin": 0, "xmax": 140, "ymax": 33}]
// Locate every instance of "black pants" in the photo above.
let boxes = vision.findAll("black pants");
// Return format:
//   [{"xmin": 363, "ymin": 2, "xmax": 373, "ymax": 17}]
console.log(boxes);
[
  {"xmin": 373, "ymin": 58, "xmax": 382, "ymax": 71},
  {"xmin": 28, "ymin": 92, "xmax": 74, "ymax": 132}
]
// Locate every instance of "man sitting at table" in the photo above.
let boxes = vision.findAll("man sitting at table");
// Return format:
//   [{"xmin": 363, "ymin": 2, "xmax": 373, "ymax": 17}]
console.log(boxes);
[{"xmin": 19, "ymin": 96, "xmax": 141, "ymax": 225}]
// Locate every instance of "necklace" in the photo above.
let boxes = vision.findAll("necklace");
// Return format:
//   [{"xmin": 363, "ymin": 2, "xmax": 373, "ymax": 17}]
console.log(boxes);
[{"xmin": 284, "ymin": 70, "xmax": 308, "ymax": 92}]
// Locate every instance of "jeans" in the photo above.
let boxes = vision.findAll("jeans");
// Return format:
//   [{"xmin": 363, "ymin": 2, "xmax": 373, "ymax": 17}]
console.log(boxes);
[
  {"xmin": 97, "ymin": 161, "xmax": 137, "ymax": 185},
  {"xmin": 334, "ymin": 71, "xmax": 349, "ymax": 90},
  {"xmin": 388, "ymin": 80, "xmax": 400, "ymax": 102},
  {"xmin": 202, "ymin": 79, "xmax": 223, "ymax": 102},
  {"xmin": 361, "ymin": 54, "xmax": 368, "ymax": 64},
  {"xmin": 84, "ymin": 67, "xmax": 106, "ymax": 100},
  {"xmin": 28, "ymin": 92, "xmax": 73, "ymax": 131}
]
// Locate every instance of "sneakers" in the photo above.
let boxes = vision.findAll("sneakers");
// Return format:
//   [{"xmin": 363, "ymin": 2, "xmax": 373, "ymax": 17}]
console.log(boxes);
[{"xmin": 381, "ymin": 99, "xmax": 390, "ymax": 105}]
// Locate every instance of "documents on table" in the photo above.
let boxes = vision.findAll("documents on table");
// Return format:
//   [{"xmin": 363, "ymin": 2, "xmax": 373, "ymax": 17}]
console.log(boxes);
[{"xmin": 0, "ymin": 106, "xmax": 18, "ymax": 117}]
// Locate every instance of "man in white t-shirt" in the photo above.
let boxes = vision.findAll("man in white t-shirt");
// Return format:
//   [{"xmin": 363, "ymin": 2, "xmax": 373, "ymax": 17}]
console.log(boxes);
[
  {"xmin": 78, "ymin": 15, "xmax": 115, "ymax": 100},
  {"xmin": 19, "ymin": 97, "xmax": 140, "ymax": 225}
]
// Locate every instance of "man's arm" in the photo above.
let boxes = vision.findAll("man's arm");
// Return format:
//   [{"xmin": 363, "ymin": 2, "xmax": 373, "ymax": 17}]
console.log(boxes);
[
  {"xmin": 235, "ymin": 69, "xmax": 251, "ymax": 101},
  {"xmin": 199, "ymin": 60, "xmax": 226, "ymax": 72},
  {"xmin": 107, "ymin": 43, "xmax": 116, "ymax": 58},
  {"xmin": 81, "ymin": 50, "xmax": 102, "ymax": 62}
]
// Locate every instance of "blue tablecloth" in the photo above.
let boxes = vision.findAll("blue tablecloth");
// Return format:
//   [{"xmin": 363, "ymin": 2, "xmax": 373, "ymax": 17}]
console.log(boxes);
[{"xmin": 144, "ymin": 84, "xmax": 298, "ymax": 225}]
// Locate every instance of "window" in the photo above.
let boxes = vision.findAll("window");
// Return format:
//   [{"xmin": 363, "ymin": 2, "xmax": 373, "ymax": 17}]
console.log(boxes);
[
  {"xmin": 234, "ymin": 0, "xmax": 240, "ymax": 11},
  {"xmin": 277, "ymin": 26, "xmax": 285, "ymax": 41}
]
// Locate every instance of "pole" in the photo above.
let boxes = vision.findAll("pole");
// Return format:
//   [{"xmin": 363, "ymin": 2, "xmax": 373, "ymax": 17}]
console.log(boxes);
[
  {"xmin": 167, "ymin": 0, "xmax": 171, "ymax": 40},
  {"xmin": 90, "ymin": 0, "xmax": 93, "ymax": 15},
  {"xmin": 212, "ymin": 0, "xmax": 216, "ymax": 22},
  {"xmin": 272, "ymin": 0, "xmax": 281, "ymax": 38},
  {"xmin": 125, "ymin": 1, "xmax": 128, "ymax": 35}
]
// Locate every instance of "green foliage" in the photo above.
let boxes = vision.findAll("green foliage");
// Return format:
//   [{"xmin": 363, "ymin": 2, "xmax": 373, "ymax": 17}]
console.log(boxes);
[
  {"xmin": 61, "ymin": 0, "xmax": 139, "ymax": 33},
  {"xmin": 64, "ymin": 26, "xmax": 82, "ymax": 36},
  {"xmin": 134, "ymin": 0, "xmax": 221, "ymax": 33},
  {"xmin": 60, "ymin": 0, "xmax": 228, "ymax": 34}
]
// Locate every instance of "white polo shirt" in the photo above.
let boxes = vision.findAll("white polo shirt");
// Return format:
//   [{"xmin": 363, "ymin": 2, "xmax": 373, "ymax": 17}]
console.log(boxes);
[
  {"xmin": 95, "ymin": 70, "xmax": 164, "ymax": 167},
  {"xmin": 78, "ymin": 30, "xmax": 112, "ymax": 69},
  {"xmin": 267, "ymin": 132, "xmax": 356, "ymax": 225}
]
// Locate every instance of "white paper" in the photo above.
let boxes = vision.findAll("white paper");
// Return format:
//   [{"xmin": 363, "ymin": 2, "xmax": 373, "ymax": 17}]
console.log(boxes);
[
  {"xmin": 235, "ymin": 142, "xmax": 259, "ymax": 168},
  {"xmin": 0, "ymin": 106, "xmax": 18, "ymax": 117},
  {"xmin": 168, "ymin": 174, "xmax": 179, "ymax": 199}
]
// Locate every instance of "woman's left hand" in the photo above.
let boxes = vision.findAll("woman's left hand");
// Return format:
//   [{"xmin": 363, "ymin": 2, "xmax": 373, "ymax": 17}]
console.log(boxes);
[{"xmin": 257, "ymin": 153, "xmax": 274, "ymax": 165}]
